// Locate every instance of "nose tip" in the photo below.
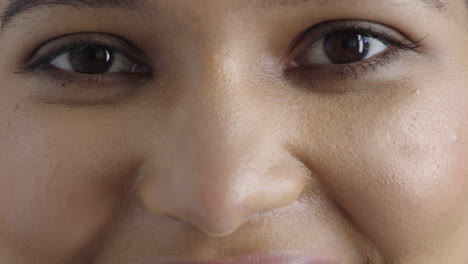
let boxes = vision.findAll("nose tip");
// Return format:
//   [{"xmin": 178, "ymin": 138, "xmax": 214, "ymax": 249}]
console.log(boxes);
[
  {"xmin": 179, "ymin": 200, "xmax": 250, "ymax": 237},
  {"xmin": 138, "ymin": 156, "xmax": 308, "ymax": 237}
]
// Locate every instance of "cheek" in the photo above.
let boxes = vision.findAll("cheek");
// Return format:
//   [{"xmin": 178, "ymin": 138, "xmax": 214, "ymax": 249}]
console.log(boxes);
[
  {"xmin": 0, "ymin": 109, "xmax": 138, "ymax": 262},
  {"xmin": 319, "ymin": 82, "xmax": 468, "ymax": 260}
]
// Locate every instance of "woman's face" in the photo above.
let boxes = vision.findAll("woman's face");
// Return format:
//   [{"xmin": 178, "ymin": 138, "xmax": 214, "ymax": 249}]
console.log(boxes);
[{"xmin": 0, "ymin": 0, "xmax": 468, "ymax": 263}]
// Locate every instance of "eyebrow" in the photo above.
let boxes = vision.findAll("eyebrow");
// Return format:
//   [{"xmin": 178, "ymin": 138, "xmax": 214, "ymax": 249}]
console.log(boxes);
[
  {"xmin": 0, "ymin": 0, "xmax": 449, "ymax": 29},
  {"xmin": 422, "ymin": 0, "xmax": 448, "ymax": 9},
  {"xmin": 0, "ymin": 0, "xmax": 141, "ymax": 28},
  {"xmin": 251, "ymin": 0, "xmax": 448, "ymax": 12}
]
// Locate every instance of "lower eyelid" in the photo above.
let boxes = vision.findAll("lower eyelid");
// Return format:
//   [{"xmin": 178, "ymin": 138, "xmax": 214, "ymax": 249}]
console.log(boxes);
[
  {"xmin": 31, "ymin": 64, "xmax": 151, "ymax": 86},
  {"xmin": 285, "ymin": 48, "xmax": 404, "ymax": 86},
  {"xmin": 334, "ymin": 49, "xmax": 404, "ymax": 79},
  {"xmin": 24, "ymin": 68, "xmax": 152, "ymax": 106}
]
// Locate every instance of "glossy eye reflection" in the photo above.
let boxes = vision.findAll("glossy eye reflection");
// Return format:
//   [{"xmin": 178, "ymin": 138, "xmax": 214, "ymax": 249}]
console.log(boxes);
[
  {"xmin": 50, "ymin": 44, "xmax": 145, "ymax": 74},
  {"xmin": 294, "ymin": 31, "xmax": 391, "ymax": 66}
]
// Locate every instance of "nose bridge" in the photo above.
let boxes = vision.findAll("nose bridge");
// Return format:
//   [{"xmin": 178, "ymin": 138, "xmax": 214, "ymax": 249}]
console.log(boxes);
[
  {"xmin": 166, "ymin": 63, "xmax": 266, "ymax": 233},
  {"xmin": 176, "ymin": 30, "xmax": 257, "ymax": 155}
]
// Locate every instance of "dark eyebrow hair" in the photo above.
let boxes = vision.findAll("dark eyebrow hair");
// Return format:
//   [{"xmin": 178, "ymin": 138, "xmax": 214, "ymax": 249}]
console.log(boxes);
[
  {"xmin": 254, "ymin": 0, "xmax": 448, "ymax": 12},
  {"xmin": 422, "ymin": 0, "xmax": 448, "ymax": 9},
  {"xmin": 0, "ymin": 0, "xmax": 141, "ymax": 28},
  {"xmin": 0, "ymin": 0, "xmax": 450, "ymax": 29}
]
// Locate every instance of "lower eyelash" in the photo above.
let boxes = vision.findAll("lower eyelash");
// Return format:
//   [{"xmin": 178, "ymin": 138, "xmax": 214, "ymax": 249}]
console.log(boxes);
[
  {"xmin": 19, "ymin": 66, "xmax": 150, "ymax": 93},
  {"xmin": 283, "ymin": 48, "xmax": 411, "ymax": 94},
  {"xmin": 334, "ymin": 48, "xmax": 403, "ymax": 80}
]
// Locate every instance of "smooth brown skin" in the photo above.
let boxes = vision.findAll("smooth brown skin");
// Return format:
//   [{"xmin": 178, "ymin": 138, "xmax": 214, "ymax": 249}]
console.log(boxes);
[{"xmin": 0, "ymin": 0, "xmax": 468, "ymax": 263}]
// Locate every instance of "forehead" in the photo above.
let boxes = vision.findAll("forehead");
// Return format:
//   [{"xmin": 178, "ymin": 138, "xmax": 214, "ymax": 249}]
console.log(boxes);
[{"xmin": 0, "ymin": 0, "xmax": 453, "ymax": 22}]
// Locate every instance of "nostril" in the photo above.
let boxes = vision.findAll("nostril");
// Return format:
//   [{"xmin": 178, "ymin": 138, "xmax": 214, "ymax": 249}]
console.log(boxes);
[
  {"xmin": 137, "ymin": 144, "xmax": 309, "ymax": 238},
  {"xmin": 193, "ymin": 215, "xmax": 247, "ymax": 237}
]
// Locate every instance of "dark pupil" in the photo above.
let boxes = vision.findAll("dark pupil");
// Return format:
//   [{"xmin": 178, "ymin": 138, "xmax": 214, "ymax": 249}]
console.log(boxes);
[
  {"xmin": 68, "ymin": 44, "xmax": 113, "ymax": 74},
  {"xmin": 324, "ymin": 32, "xmax": 370, "ymax": 64}
]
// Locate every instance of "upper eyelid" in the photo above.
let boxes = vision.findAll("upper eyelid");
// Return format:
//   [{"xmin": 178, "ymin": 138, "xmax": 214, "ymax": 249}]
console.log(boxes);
[
  {"xmin": 293, "ymin": 20, "xmax": 415, "ymax": 44},
  {"xmin": 18, "ymin": 22, "xmax": 419, "ymax": 75},
  {"xmin": 286, "ymin": 20, "xmax": 420, "ymax": 62},
  {"xmin": 20, "ymin": 33, "xmax": 149, "ymax": 72}
]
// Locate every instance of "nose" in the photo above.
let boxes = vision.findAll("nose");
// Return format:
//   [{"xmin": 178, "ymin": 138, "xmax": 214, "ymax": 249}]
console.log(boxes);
[
  {"xmin": 139, "ymin": 140, "xmax": 308, "ymax": 236},
  {"xmin": 137, "ymin": 54, "xmax": 308, "ymax": 238},
  {"xmin": 140, "ymin": 152, "xmax": 308, "ymax": 236}
]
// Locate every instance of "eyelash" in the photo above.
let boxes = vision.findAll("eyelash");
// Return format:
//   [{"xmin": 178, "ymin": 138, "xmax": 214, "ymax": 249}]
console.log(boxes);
[
  {"xmin": 287, "ymin": 23, "xmax": 422, "ymax": 80},
  {"xmin": 18, "ymin": 22, "xmax": 422, "ymax": 87},
  {"xmin": 18, "ymin": 38, "xmax": 151, "ymax": 85}
]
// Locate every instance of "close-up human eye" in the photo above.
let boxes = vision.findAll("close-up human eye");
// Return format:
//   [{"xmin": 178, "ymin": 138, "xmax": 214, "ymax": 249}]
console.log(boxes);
[
  {"xmin": 295, "ymin": 31, "xmax": 390, "ymax": 65},
  {"xmin": 20, "ymin": 33, "xmax": 152, "ymax": 84},
  {"xmin": 287, "ymin": 21, "xmax": 421, "ymax": 80},
  {"xmin": 50, "ymin": 44, "xmax": 142, "ymax": 74},
  {"xmin": 1, "ymin": 0, "xmax": 468, "ymax": 264}
]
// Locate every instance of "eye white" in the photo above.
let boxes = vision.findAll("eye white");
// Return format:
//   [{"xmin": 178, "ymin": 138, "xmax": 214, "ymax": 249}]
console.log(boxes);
[
  {"xmin": 301, "ymin": 36, "xmax": 389, "ymax": 65},
  {"xmin": 50, "ymin": 50, "xmax": 137, "ymax": 73}
]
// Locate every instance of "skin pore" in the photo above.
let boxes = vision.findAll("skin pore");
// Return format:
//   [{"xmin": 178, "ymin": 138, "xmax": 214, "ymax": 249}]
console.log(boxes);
[{"xmin": 0, "ymin": 0, "xmax": 468, "ymax": 263}]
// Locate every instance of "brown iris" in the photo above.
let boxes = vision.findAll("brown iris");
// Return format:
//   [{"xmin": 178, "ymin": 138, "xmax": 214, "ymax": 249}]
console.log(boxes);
[
  {"xmin": 324, "ymin": 32, "xmax": 370, "ymax": 64},
  {"xmin": 68, "ymin": 44, "xmax": 114, "ymax": 74}
]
